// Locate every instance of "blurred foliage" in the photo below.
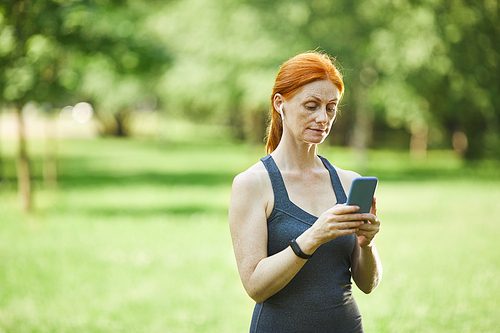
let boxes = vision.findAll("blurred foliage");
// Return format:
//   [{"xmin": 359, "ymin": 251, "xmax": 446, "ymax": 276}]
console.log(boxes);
[
  {"xmin": 1, "ymin": 0, "xmax": 499, "ymax": 158},
  {"xmin": 0, "ymin": 0, "xmax": 170, "ymax": 135}
]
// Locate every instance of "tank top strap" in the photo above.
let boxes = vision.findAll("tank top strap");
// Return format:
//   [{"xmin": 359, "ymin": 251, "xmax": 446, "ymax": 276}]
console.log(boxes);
[
  {"xmin": 260, "ymin": 155, "xmax": 290, "ymax": 207},
  {"xmin": 318, "ymin": 155, "xmax": 347, "ymax": 204}
]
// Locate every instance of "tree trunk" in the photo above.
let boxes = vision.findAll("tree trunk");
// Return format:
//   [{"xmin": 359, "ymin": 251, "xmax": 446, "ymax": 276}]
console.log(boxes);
[
  {"xmin": 229, "ymin": 107, "xmax": 246, "ymax": 141},
  {"xmin": 44, "ymin": 115, "xmax": 57, "ymax": 188},
  {"xmin": 0, "ymin": 109, "xmax": 3, "ymax": 183},
  {"xmin": 16, "ymin": 104, "xmax": 32, "ymax": 212},
  {"xmin": 244, "ymin": 109, "xmax": 267, "ymax": 145},
  {"xmin": 463, "ymin": 116, "xmax": 486, "ymax": 160},
  {"xmin": 410, "ymin": 120, "xmax": 428, "ymax": 159},
  {"xmin": 115, "ymin": 110, "xmax": 129, "ymax": 137}
]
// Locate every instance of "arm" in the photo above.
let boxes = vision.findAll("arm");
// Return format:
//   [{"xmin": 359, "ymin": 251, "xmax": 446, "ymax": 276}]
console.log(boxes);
[
  {"xmin": 228, "ymin": 171, "xmax": 309, "ymax": 303},
  {"xmin": 351, "ymin": 198, "xmax": 383, "ymax": 294},
  {"xmin": 229, "ymin": 168, "xmax": 367, "ymax": 303}
]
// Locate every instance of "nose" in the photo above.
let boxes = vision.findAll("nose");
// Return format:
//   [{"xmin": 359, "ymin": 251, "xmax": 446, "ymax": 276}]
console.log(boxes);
[{"xmin": 316, "ymin": 107, "xmax": 328, "ymax": 124}]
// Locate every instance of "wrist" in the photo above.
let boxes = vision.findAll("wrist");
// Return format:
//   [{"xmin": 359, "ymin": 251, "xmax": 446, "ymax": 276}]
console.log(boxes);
[
  {"xmin": 295, "ymin": 232, "xmax": 319, "ymax": 257},
  {"xmin": 289, "ymin": 238, "xmax": 312, "ymax": 259},
  {"xmin": 360, "ymin": 241, "xmax": 375, "ymax": 251}
]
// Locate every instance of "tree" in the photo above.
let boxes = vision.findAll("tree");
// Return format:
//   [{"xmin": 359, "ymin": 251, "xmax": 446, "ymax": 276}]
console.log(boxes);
[
  {"xmin": 152, "ymin": 0, "xmax": 499, "ymax": 160},
  {"xmin": 145, "ymin": 0, "xmax": 293, "ymax": 143},
  {"xmin": 0, "ymin": 0, "xmax": 171, "ymax": 211},
  {"xmin": 414, "ymin": 0, "xmax": 500, "ymax": 159},
  {"xmin": 66, "ymin": 0, "xmax": 172, "ymax": 135}
]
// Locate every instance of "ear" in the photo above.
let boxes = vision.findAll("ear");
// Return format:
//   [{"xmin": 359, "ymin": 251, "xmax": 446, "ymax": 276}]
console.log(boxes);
[{"xmin": 273, "ymin": 93, "xmax": 284, "ymax": 116}]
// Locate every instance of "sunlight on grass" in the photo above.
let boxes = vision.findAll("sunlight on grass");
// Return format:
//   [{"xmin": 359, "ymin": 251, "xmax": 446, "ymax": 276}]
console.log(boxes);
[
  {"xmin": 354, "ymin": 181, "xmax": 500, "ymax": 332},
  {"xmin": 1, "ymin": 138, "xmax": 499, "ymax": 332}
]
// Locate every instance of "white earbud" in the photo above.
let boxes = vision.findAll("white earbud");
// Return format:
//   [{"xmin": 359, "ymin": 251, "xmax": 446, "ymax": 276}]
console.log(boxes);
[{"xmin": 279, "ymin": 104, "xmax": 284, "ymax": 120}]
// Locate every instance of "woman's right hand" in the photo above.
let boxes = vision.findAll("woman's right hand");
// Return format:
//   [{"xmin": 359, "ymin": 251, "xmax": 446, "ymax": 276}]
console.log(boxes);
[{"xmin": 296, "ymin": 204, "xmax": 366, "ymax": 255}]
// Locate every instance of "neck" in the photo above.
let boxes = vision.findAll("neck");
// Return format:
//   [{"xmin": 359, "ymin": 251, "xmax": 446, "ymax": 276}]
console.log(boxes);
[{"xmin": 271, "ymin": 134, "xmax": 321, "ymax": 171}]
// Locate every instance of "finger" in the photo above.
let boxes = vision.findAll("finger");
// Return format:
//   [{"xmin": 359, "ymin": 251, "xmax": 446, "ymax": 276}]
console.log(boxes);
[
  {"xmin": 356, "ymin": 225, "xmax": 377, "ymax": 234},
  {"xmin": 342, "ymin": 213, "xmax": 372, "ymax": 222},
  {"xmin": 370, "ymin": 197, "xmax": 377, "ymax": 215},
  {"xmin": 357, "ymin": 224, "xmax": 380, "ymax": 235},
  {"xmin": 335, "ymin": 221, "xmax": 364, "ymax": 230},
  {"xmin": 331, "ymin": 204, "xmax": 360, "ymax": 214},
  {"xmin": 357, "ymin": 226, "xmax": 379, "ymax": 235},
  {"xmin": 356, "ymin": 228, "xmax": 368, "ymax": 235},
  {"xmin": 336, "ymin": 227, "xmax": 359, "ymax": 236},
  {"xmin": 357, "ymin": 222, "xmax": 375, "ymax": 230},
  {"xmin": 355, "ymin": 213, "xmax": 380, "ymax": 224}
]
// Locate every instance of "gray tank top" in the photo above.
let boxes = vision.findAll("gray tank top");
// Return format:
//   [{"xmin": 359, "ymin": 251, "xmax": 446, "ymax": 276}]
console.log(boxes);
[{"xmin": 250, "ymin": 154, "xmax": 363, "ymax": 333}]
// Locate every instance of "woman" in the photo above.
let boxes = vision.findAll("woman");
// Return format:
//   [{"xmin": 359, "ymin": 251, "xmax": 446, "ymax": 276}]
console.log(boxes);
[{"xmin": 228, "ymin": 51, "xmax": 382, "ymax": 332}]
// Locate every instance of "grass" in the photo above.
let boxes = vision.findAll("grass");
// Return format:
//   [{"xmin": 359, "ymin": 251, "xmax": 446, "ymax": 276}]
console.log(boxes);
[
  {"xmin": 355, "ymin": 180, "xmax": 500, "ymax": 332},
  {"xmin": 1, "ymin": 137, "xmax": 499, "ymax": 332}
]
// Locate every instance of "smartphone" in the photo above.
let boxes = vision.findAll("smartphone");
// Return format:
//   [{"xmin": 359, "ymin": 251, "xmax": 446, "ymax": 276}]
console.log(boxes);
[{"xmin": 346, "ymin": 177, "xmax": 378, "ymax": 214}]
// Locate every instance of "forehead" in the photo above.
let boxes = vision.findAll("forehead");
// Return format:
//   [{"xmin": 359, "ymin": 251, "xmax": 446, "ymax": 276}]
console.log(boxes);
[{"xmin": 293, "ymin": 79, "xmax": 340, "ymax": 101}]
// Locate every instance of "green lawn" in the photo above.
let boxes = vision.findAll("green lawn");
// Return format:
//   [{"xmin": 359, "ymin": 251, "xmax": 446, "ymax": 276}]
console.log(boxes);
[{"xmin": 1, "ymin": 138, "xmax": 499, "ymax": 332}]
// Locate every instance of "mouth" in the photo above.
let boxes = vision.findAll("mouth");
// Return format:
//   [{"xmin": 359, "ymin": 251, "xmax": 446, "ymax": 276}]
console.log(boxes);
[{"xmin": 309, "ymin": 128, "xmax": 327, "ymax": 134}]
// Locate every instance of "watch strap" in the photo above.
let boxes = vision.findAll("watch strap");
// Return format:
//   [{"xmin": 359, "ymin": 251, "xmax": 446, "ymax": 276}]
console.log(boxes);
[{"xmin": 289, "ymin": 238, "xmax": 313, "ymax": 259}]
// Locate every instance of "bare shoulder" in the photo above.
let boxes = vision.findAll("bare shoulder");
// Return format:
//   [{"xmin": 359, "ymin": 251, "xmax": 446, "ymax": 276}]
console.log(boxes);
[
  {"xmin": 230, "ymin": 160, "xmax": 273, "ymax": 222},
  {"xmin": 231, "ymin": 161, "xmax": 270, "ymax": 194},
  {"xmin": 332, "ymin": 165, "xmax": 361, "ymax": 193}
]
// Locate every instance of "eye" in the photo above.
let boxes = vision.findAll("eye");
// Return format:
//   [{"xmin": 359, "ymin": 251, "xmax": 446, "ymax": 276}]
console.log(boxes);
[
  {"xmin": 305, "ymin": 102, "xmax": 318, "ymax": 111},
  {"xmin": 327, "ymin": 104, "xmax": 337, "ymax": 113}
]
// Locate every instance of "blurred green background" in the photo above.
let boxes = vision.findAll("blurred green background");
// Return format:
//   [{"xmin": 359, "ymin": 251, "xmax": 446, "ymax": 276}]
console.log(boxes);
[{"xmin": 1, "ymin": 0, "xmax": 500, "ymax": 332}]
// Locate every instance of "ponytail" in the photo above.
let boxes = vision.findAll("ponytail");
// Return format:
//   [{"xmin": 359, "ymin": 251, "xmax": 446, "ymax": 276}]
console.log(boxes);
[{"xmin": 265, "ymin": 105, "xmax": 283, "ymax": 155}]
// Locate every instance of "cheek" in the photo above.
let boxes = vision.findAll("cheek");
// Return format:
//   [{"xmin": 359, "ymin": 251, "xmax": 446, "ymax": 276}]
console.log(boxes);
[
  {"xmin": 326, "ymin": 119, "xmax": 335, "ymax": 131},
  {"xmin": 295, "ymin": 112, "xmax": 312, "ymax": 124}
]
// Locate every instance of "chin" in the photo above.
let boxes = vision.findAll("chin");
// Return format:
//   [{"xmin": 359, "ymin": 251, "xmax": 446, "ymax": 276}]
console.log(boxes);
[{"xmin": 305, "ymin": 136, "xmax": 326, "ymax": 145}]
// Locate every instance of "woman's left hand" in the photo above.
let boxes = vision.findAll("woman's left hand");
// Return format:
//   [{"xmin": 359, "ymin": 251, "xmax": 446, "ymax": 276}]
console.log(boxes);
[{"xmin": 355, "ymin": 198, "xmax": 381, "ymax": 248}]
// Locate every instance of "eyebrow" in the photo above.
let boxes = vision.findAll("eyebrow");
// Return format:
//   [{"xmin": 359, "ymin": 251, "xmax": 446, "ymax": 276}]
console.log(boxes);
[{"xmin": 306, "ymin": 95, "xmax": 339, "ymax": 103}]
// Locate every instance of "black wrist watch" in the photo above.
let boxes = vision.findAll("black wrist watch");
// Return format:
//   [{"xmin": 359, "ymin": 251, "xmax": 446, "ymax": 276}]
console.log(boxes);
[{"xmin": 289, "ymin": 238, "xmax": 313, "ymax": 259}]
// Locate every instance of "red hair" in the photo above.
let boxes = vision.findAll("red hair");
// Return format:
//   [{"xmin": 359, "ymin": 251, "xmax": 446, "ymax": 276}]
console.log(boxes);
[{"xmin": 265, "ymin": 51, "xmax": 344, "ymax": 154}]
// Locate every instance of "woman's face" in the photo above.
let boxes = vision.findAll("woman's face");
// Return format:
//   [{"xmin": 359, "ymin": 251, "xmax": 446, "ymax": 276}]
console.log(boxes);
[{"xmin": 280, "ymin": 79, "xmax": 341, "ymax": 145}]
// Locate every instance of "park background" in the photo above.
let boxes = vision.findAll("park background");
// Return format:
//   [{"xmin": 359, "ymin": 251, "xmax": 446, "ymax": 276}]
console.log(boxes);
[{"xmin": 1, "ymin": 0, "xmax": 499, "ymax": 332}]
